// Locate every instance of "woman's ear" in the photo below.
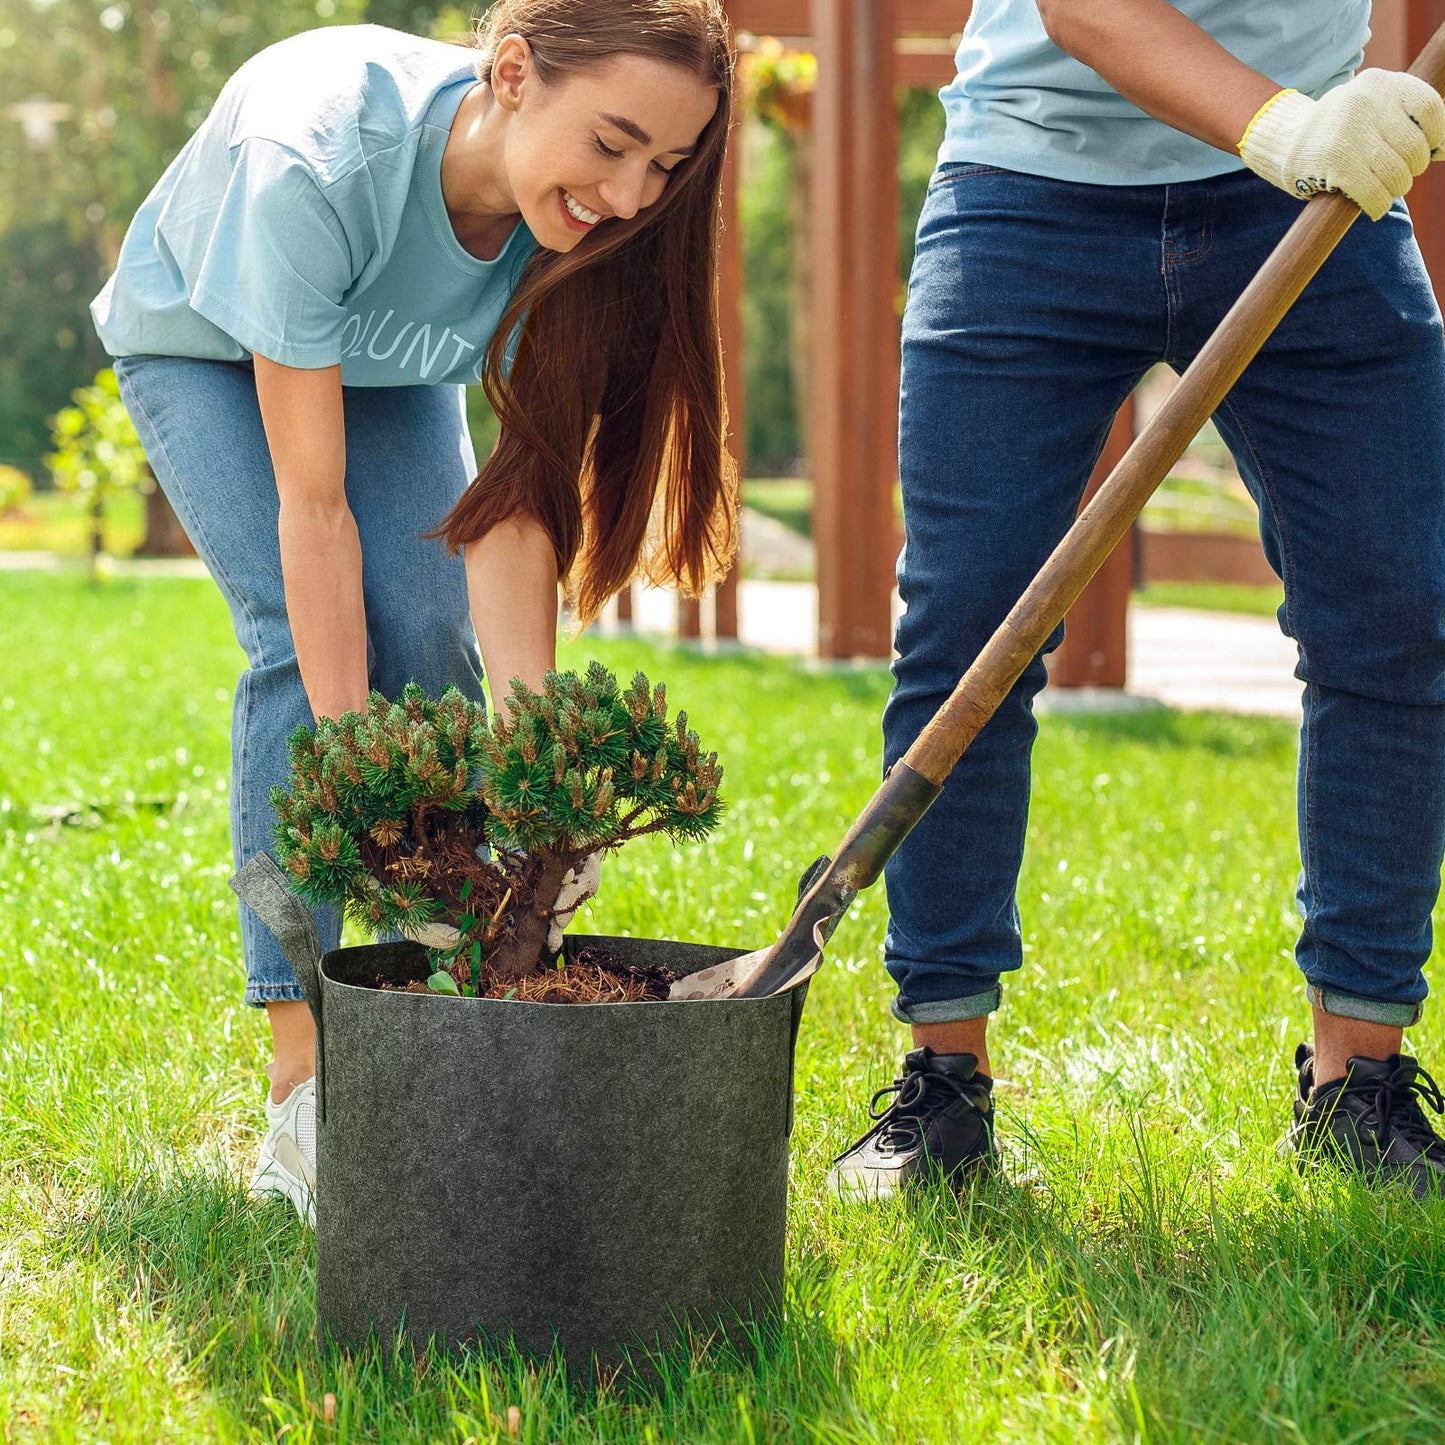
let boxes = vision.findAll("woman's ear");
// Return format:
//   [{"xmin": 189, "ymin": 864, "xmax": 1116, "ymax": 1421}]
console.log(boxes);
[{"xmin": 489, "ymin": 33, "xmax": 533, "ymax": 115}]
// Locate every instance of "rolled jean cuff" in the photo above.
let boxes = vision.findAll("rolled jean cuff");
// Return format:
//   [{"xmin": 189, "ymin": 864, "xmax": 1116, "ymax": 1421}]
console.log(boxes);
[
  {"xmin": 244, "ymin": 983, "xmax": 308, "ymax": 1011},
  {"xmin": 891, "ymin": 984, "xmax": 1002, "ymax": 1025},
  {"xmin": 1306, "ymin": 983, "xmax": 1423, "ymax": 1028}
]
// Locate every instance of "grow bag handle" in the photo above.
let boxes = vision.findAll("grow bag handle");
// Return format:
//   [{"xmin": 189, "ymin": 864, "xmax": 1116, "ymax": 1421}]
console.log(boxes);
[{"xmin": 230, "ymin": 851, "xmax": 327, "ymax": 1119}]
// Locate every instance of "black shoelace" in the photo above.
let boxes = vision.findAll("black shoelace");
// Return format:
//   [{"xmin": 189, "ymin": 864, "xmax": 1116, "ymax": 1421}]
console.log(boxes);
[
  {"xmin": 863, "ymin": 1068, "xmax": 972, "ymax": 1157},
  {"xmin": 1371, "ymin": 1060, "xmax": 1445, "ymax": 1158}
]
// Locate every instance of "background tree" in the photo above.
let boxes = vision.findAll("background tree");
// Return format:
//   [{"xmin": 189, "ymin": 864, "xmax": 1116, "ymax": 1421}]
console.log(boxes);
[
  {"xmin": 45, "ymin": 367, "xmax": 150, "ymax": 568},
  {"xmin": 0, "ymin": 463, "xmax": 33, "ymax": 515},
  {"xmin": 0, "ymin": 0, "xmax": 367, "ymax": 528}
]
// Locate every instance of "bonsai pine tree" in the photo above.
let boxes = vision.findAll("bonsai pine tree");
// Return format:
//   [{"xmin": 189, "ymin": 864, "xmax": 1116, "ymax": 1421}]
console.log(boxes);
[
  {"xmin": 271, "ymin": 664, "xmax": 725, "ymax": 992},
  {"xmin": 271, "ymin": 685, "xmax": 501, "ymax": 974}
]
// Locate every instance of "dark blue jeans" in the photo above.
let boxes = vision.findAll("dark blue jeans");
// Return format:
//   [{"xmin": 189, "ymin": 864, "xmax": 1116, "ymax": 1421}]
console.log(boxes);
[{"xmin": 885, "ymin": 164, "xmax": 1445, "ymax": 1029}]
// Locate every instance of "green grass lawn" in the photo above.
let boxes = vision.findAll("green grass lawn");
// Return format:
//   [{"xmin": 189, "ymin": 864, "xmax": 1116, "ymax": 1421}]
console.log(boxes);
[
  {"xmin": 743, "ymin": 479, "xmax": 818, "ymax": 540},
  {"xmin": 4, "ymin": 573, "xmax": 1445, "ymax": 1443},
  {"xmin": 1133, "ymin": 581, "xmax": 1286, "ymax": 618}
]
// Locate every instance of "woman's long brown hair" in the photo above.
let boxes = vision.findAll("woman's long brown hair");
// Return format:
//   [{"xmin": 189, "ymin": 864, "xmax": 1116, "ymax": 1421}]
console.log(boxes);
[{"xmin": 436, "ymin": 0, "xmax": 737, "ymax": 627}]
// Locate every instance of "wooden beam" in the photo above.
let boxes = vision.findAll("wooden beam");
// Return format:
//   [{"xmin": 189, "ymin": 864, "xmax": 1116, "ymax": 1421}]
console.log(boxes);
[
  {"xmin": 811, "ymin": 0, "xmax": 900, "ymax": 659},
  {"xmin": 896, "ymin": 0, "xmax": 967, "ymax": 35},
  {"xmin": 729, "ymin": 0, "xmax": 966, "ymax": 33},
  {"xmin": 1364, "ymin": 0, "xmax": 1409, "ymax": 70},
  {"xmin": 678, "ymin": 593, "xmax": 703, "ymax": 639},
  {"xmin": 727, "ymin": 0, "xmax": 809, "ymax": 32},
  {"xmin": 1049, "ymin": 400, "xmax": 1136, "ymax": 689},
  {"xmin": 894, "ymin": 45, "xmax": 958, "ymax": 88}
]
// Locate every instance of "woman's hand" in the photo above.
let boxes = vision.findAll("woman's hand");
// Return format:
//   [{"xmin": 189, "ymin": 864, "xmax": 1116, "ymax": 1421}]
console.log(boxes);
[
  {"xmin": 1239, "ymin": 73, "xmax": 1445, "ymax": 220},
  {"xmin": 254, "ymin": 355, "xmax": 368, "ymax": 721}
]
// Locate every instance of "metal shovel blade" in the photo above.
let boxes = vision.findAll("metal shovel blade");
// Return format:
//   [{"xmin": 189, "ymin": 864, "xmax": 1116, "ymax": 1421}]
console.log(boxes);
[
  {"xmin": 668, "ymin": 925, "xmax": 826, "ymax": 1001},
  {"xmin": 669, "ymin": 855, "xmax": 837, "ymax": 1000}
]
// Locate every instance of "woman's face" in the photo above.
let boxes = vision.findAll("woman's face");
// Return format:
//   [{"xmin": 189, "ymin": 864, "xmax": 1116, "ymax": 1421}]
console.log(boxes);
[{"xmin": 493, "ymin": 40, "xmax": 720, "ymax": 252}]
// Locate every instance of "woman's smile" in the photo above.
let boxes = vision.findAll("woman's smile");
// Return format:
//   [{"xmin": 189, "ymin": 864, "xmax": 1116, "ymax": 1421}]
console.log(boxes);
[{"xmin": 560, "ymin": 188, "xmax": 605, "ymax": 230}]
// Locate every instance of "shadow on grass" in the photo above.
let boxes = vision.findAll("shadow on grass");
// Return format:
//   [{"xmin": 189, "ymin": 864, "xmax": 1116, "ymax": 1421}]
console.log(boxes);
[
  {"xmin": 68, "ymin": 1170, "xmax": 883, "ymax": 1442},
  {"xmin": 866, "ymin": 1140, "xmax": 1445, "ymax": 1443},
  {"xmin": 1047, "ymin": 706, "xmax": 1297, "ymax": 759},
  {"xmin": 60, "ymin": 1149, "xmax": 1445, "ymax": 1441}
]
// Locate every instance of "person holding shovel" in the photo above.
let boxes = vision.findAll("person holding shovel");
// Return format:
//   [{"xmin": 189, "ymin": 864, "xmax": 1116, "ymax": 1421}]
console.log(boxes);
[
  {"xmin": 91, "ymin": 0, "xmax": 736, "ymax": 1224},
  {"xmin": 832, "ymin": 0, "xmax": 1445, "ymax": 1199}
]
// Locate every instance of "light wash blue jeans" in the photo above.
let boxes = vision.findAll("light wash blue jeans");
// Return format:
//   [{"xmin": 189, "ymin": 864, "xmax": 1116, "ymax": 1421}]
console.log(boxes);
[
  {"xmin": 886, "ymin": 166, "xmax": 1445, "ymax": 1030},
  {"xmin": 115, "ymin": 355, "xmax": 484, "ymax": 1006}
]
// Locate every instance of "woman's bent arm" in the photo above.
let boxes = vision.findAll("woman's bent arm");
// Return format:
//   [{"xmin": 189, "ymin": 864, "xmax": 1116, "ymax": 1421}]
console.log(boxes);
[
  {"xmin": 1035, "ymin": 0, "xmax": 1280, "ymax": 151},
  {"xmin": 254, "ymin": 355, "xmax": 369, "ymax": 722},
  {"xmin": 465, "ymin": 514, "xmax": 559, "ymax": 701}
]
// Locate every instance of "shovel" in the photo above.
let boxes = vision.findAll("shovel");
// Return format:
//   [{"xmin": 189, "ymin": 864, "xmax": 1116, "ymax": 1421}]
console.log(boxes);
[{"xmin": 672, "ymin": 24, "xmax": 1445, "ymax": 1003}]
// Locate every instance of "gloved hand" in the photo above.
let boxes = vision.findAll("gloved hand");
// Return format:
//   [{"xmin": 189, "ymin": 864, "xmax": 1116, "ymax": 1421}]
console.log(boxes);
[
  {"xmin": 547, "ymin": 851, "xmax": 602, "ymax": 953},
  {"xmin": 361, "ymin": 874, "xmax": 463, "ymax": 951},
  {"xmin": 1239, "ymin": 70, "xmax": 1445, "ymax": 221}
]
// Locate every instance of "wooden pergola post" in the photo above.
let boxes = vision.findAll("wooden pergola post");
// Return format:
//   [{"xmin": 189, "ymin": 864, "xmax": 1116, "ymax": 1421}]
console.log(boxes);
[
  {"xmin": 679, "ymin": 6, "xmax": 751, "ymax": 645},
  {"xmin": 716, "ymin": 105, "xmax": 745, "ymax": 643},
  {"xmin": 810, "ymin": 0, "xmax": 902, "ymax": 659},
  {"xmin": 1049, "ymin": 401, "xmax": 1136, "ymax": 688}
]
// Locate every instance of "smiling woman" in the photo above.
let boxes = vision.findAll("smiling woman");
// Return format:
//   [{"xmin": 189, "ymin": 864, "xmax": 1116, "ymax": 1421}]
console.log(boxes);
[
  {"xmin": 439, "ymin": 1, "xmax": 737, "ymax": 626},
  {"xmin": 86, "ymin": 0, "xmax": 736, "ymax": 1225}
]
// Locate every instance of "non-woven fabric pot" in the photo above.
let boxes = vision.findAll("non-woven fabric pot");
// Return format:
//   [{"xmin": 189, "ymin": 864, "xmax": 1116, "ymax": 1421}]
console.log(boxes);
[{"xmin": 233, "ymin": 853, "xmax": 807, "ymax": 1373}]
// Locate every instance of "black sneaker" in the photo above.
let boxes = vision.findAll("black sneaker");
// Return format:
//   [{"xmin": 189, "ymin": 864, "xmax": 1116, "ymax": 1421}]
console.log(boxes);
[
  {"xmin": 827, "ymin": 1047, "xmax": 995, "ymax": 1198},
  {"xmin": 1288, "ymin": 1042, "xmax": 1445, "ymax": 1199}
]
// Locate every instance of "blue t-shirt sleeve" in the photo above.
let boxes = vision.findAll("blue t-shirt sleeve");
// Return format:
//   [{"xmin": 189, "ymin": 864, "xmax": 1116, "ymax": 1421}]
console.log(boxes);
[{"xmin": 177, "ymin": 138, "xmax": 356, "ymax": 368}]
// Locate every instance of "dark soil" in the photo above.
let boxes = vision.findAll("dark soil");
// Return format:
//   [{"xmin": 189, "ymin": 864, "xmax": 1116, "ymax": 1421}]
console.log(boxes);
[
  {"xmin": 369, "ymin": 945, "xmax": 681, "ymax": 1004},
  {"xmin": 495, "ymin": 947, "xmax": 680, "ymax": 1003}
]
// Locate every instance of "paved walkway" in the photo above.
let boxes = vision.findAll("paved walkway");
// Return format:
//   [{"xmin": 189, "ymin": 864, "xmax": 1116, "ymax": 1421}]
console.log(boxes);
[
  {"xmin": 621, "ymin": 580, "xmax": 1303, "ymax": 721},
  {"xmin": 1127, "ymin": 604, "xmax": 1300, "ymax": 719},
  {"xmin": 3, "ymin": 551, "xmax": 1302, "ymax": 720}
]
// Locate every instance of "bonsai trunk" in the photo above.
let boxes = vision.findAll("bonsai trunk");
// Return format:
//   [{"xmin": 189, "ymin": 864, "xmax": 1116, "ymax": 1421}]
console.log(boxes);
[{"xmin": 488, "ymin": 854, "xmax": 574, "ymax": 980}]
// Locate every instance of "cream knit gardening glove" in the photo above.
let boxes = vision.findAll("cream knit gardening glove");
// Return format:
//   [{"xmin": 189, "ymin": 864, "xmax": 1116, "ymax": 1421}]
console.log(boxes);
[
  {"xmin": 1239, "ymin": 70, "xmax": 1445, "ymax": 221},
  {"xmin": 546, "ymin": 851, "xmax": 602, "ymax": 954}
]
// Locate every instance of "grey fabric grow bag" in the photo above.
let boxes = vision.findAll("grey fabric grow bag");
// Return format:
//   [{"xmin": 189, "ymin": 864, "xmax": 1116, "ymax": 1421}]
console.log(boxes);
[{"xmin": 234, "ymin": 853, "xmax": 807, "ymax": 1373}]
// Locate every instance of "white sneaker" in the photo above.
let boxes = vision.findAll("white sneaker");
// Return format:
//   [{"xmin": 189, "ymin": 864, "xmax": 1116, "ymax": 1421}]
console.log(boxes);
[{"xmin": 249, "ymin": 1076, "xmax": 317, "ymax": 1226}]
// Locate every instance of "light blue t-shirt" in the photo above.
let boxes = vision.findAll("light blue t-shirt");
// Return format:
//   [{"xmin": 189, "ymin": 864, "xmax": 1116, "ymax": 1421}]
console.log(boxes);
[
  {"xmin": 92, "ymin": 25, "xmax": 536, "ymax": 386},
  {"xmin": 941, "ymin": 1, "xmax": 1372, "ymax": 185}
]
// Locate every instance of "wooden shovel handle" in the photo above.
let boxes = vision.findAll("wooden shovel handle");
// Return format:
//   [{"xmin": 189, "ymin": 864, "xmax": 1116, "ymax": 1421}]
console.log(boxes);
[{"xmin": 903, "ymin": 23, "xmax": 1445, "ymax": 788}]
